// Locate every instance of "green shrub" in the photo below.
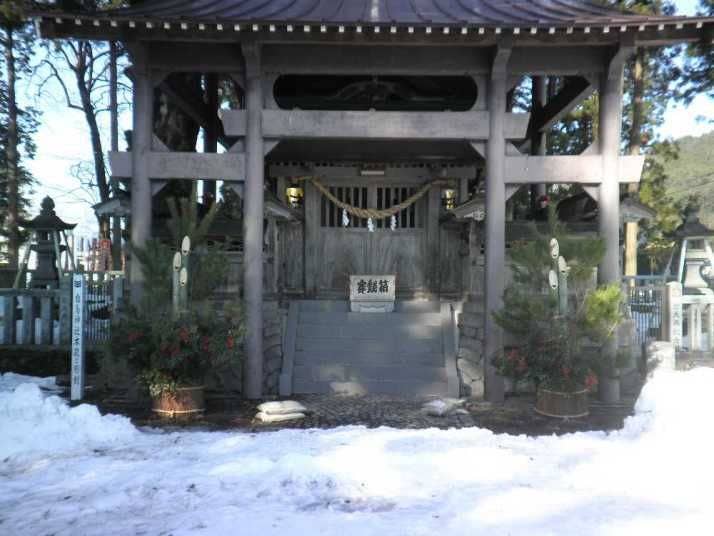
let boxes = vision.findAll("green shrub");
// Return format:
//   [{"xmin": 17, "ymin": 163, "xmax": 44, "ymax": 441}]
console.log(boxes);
[{"xmin": 492, "ymin": 211, "xmax": 624, "ymax": 392}]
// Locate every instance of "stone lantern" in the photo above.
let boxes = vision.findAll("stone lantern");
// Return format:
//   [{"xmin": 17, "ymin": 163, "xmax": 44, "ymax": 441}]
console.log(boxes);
[
  {"xmin": 669, "ymin": 205, "xmax": 714, "ymax": 294},
  {"xmin": 14, "ymin": 196, "xmax": 77, "ymax": 289}
]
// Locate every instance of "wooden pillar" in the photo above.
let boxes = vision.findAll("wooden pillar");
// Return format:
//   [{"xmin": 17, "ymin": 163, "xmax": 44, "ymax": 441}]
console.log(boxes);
[
  {"xmin": 203, "ymin": 73, "xmax": 219, "ymax": 203},
  {"xmin": 531, "ymin": 76, "xmax": 547, "ymax": 207},
  {"xmin": 598, "ymin": 49, "xmax": 626, "ymax": 403},
  {"xmin": 243, "ymin": 44, "xmax": 265, "ymax": 399},
  {"xmin": 598, "ymin": 56, "xmax": 625, "ymax": 285},
  {"xmin": 303, "ymin": 181, "xmax": 319, "ymax": 297},
  {"xmin": 129, "ymin": 45, "xmax": 153, "ymax": 305},
  {"xmin": 427, "ymin": 186, "xmax": 441, "ymax": 296},
  {"xmin": 467, "ymin": 219, "xmax": 483, "ymax": 295},
  {"xmin": 484, "ymin": 45, "xmax": 510, "ymax": 403}
]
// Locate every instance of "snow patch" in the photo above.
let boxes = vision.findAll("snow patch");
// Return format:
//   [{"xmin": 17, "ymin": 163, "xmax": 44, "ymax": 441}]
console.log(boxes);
[
  {"xmin": 0, "ymin": 372, "xmax": 60, "ymax": 393},
  {"xmin": 0, "ymin": 369, "xmax": 713, "ymax": 535},
  {"xmin": 0, "ymin": 382, "xmax": 137, "ymax": 460}
]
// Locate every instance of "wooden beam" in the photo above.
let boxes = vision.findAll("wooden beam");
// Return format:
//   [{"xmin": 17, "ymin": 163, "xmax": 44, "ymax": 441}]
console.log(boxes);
[
  {"xmin": 109, "ymin": 151, "xmax": 245, "ymax": 180},
  {"xmin": 221, "ymin": 109, "xmax": 530, "ymax": 140},
  {"xmin": 148, "ymin": 42, "xmax": 245, "ymax": 72},
  {"xmin": 528, "ymin": 76, "xmax": 594, "ymax": 135},
  {"xmin": 504, "ymin": 155, "xmax": 644, "ymax": 184},
  {"xmin": 268, "ymin": 163, "xmax": 476, "ymax": 180},
  {"xmin": 509, "ymin": 47, "xmax": 608, "ymax": 75},
  {"xmin": 263, "ymin": 44, "xmax": 492, "ymax": 74}
]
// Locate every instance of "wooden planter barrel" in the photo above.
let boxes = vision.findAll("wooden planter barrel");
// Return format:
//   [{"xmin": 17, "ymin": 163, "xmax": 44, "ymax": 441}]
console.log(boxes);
[
  {"xmin": 535, "ymin": 387, "xmax": 589, "ymax": 418},
  {"xmin": 151, "ymin": 385, "xmax": 205, "ymax": 419}
]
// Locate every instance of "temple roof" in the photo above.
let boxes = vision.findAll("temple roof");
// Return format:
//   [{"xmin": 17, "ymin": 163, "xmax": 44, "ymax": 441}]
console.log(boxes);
[
  {"xmin": 34, "ymin": 0, "xmax": 713, "ymax": 42},
  {"xmin": 86, "ymin": 0, "xmax": 667, "ymax": 26}
]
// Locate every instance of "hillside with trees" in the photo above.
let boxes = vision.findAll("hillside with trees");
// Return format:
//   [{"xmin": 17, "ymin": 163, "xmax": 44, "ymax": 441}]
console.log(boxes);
[{"xmin": 661, "ymin": 130, "xmax": 714, "ymax": 227}]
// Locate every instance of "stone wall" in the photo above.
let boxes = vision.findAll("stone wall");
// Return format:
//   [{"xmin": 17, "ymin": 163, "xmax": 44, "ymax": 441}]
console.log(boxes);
[
  {"xmin": 262, "ymin": 300, "xmax": 284, "ymax": 395},
  {"xmin": 456, "ymin": 294, "xmax": 485, "ymax": 397}
]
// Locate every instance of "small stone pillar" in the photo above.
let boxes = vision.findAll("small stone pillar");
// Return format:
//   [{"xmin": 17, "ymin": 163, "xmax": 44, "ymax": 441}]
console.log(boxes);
[{"xmin": 663, "ymin": 281, "xmax": 683, "ymax": 349}]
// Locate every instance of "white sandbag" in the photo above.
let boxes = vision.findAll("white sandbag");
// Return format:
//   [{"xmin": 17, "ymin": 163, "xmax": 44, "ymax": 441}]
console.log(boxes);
[
  {"xmin": 257, "ymin": 400, "xmax": 308, "ymax": 415},
  {"xmin": 421, "ymin": 398, "xmax": 465, "ymax": 417},
  {"xmin": 255, "ymin": 411, "xmax": 305, "ymax": 423}
]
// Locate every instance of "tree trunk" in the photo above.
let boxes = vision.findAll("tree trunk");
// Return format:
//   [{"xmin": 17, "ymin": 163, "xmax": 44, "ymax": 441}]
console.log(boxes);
[
  {"xmin": 75, "ymin": 43, "xmax": 110, "ymax": 238},
  {"xmin": 109, "ymin": 41, "xmax": 122, "ymax": 270},
  {"xmin": 109, "ymin": 42, "xmax": 119, "ymax": 153},
  {"xmin": 4, "ymin": 25, "xmax": 20, "ymax": 269},
  {"xmin": 625, "ymin": 49, "xmax": 646, "ymax": 280}
]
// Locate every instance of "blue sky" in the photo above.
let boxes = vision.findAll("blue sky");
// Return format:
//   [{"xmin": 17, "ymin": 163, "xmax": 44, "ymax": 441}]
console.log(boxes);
[{"xmin": 19, "ymin": 0, "xmax": 714, "ymax": 240}]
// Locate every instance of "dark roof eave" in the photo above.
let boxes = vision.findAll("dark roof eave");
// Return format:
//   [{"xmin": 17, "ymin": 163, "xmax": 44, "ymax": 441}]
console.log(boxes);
[{"xmin": 31, "ymin": 9, "xmax": 714, "ymax": 47}]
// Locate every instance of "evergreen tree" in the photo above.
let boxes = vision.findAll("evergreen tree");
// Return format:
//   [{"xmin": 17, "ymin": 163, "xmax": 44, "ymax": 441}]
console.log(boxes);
[
  {"xmin": 0, "ymin": 1, "xmax": 38, "ymax": 266},
  {"xmin": 680, "ymin": 0, "xmax": 713, "ymax": 103}
]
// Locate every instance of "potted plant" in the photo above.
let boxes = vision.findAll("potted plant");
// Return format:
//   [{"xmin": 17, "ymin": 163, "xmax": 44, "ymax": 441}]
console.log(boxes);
[
  {"xmin": 103, "ymin": 194, "xmax": 244, "ymax": 417},
  {"xmin": 492, "ymin": 214, "xmax": 624, "ymax": 417},
  {"xmin": 108, "ymin": 302, "xmax": 244, "ymax": 417}
]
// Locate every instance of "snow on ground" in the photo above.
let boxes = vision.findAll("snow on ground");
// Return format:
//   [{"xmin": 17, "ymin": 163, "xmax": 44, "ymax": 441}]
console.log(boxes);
[
  {"xmin": 1, "ymin": 370, "xmax": 713, "ymax": 535},
  {"xmin": 0, "ymin": 372, "xmax": 62, "ymax": 393}
]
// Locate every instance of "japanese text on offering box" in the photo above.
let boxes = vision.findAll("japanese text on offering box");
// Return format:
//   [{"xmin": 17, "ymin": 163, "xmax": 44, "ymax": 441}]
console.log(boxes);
[{"xmin": 349, "ymin": 275, "xmax": 396, "ymax": 302}]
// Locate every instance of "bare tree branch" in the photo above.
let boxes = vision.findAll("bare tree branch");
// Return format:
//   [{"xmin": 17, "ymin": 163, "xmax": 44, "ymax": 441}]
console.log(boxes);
[{"xmin": 36, "ymin": 58, "xmax": 82, "ymax": 110}]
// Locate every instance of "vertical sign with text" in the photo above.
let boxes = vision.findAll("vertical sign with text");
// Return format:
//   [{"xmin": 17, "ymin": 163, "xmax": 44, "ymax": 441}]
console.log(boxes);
[{"xmin": 71, "ymin": 273, "xmax": 86, "ymax": 401}]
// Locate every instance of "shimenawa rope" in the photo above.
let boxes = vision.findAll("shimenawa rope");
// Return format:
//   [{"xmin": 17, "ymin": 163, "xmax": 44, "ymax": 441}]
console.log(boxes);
[{"xmin": 294, "ymin": 177, "xmax": 444, "ymax": 220}]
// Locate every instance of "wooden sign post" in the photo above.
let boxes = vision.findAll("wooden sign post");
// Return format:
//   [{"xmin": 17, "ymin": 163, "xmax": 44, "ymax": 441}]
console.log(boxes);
[{"xmin": 70, "ymin": 273, "xmax": 86, "ymax": 401}]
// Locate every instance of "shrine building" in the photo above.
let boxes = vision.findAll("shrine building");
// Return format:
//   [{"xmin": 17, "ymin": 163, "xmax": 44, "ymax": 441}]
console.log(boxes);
[{"xmin": 33, "ymin": 1, "xmax": 713, "ymax": 401}]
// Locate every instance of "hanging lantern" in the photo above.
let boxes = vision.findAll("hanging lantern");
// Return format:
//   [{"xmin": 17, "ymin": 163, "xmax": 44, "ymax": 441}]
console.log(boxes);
[
  {"xmin": 285, "ymin": 185, "xmax": 304, "ymax": 208},
  {"xmin": 342, "ymin": 209, "xmax": 350, "ymax": 227},
  {"xmin": 390, "ymin": 214, "xmax": 397, "ymax": 231},
  {"xmin": 441, "ymin": 188, "xmax": 456, "ymax": 210}
]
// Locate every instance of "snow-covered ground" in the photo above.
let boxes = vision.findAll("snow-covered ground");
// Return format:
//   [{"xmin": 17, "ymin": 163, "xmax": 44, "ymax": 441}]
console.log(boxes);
[{"xmin": 1, "ymin": 370, "xmax": 713, "ymax": 536}]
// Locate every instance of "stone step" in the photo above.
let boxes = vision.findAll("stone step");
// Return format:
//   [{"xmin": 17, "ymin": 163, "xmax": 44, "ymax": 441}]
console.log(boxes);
[
  {"xmin": 292, "ymin": 378, "xmax": 449, "ymax": 397},
  {"xmin": 294, "ymin": 350, "xmax": 444, "ymax": 367},
  {"xmin": 293, "ymin": 363, "xmax": 448, "ymax": 383},
  {"xmin": 296, "ymin": 336, "xmax": 442, "ymax": 355},
  {"xmin": 297, "ymin": 322, "xmax": 442, "ymax": 340},
  {"xmin": 298, "ymin": 300, "xmax": 442, "ymax": 314},
  {"xmin": 299, "ymin": 311, "xmax": 442, "ymax": 327}
]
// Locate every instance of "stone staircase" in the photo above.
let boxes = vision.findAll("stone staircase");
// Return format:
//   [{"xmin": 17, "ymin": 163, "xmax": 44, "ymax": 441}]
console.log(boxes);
[{"xmin": 281, "ymin": 300, "xmax": 458, "ymax": 397}]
